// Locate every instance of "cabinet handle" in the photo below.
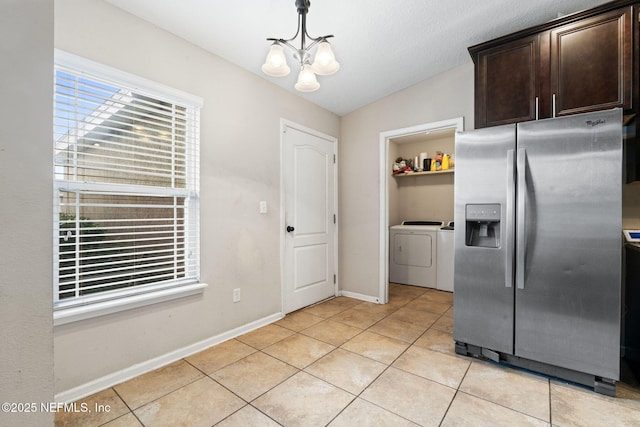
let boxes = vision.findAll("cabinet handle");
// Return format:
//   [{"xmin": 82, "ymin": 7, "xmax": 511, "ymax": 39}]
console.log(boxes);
[
  {"xmin": 535, "ymin": 97, "xmax": 539, "ymax": 120},
  {"xmin": 552, "ymin": 93, "xmax": 556, "ymax": 118}
]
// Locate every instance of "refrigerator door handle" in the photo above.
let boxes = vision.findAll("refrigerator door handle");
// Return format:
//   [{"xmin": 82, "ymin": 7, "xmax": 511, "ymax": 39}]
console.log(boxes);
[
  {"xmin": 516, "ymin": 148, "xmax": 527, "ymax": 289},
  {"xmin": 505, "ymin": 149, "xmax": 515, "ymax": 288}
]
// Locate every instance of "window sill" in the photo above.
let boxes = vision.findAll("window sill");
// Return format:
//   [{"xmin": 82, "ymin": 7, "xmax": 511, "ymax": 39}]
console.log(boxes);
[{"xmin": 53, "ymin": 283, "xmax": 208, "ymax": 326}]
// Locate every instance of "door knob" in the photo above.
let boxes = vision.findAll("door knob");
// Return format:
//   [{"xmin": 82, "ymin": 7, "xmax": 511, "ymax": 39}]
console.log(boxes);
[{"xmin": 286, "ymin": 226, "xmax": 295, "ymax": 233}]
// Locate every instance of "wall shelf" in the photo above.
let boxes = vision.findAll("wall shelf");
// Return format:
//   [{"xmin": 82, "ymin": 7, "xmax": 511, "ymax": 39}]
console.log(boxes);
[{"xmin": 393, "ymin": 169, "xmax": 454, "ymax": 177}]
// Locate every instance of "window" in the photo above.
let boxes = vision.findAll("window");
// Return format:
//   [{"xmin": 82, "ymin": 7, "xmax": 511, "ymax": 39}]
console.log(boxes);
[{"xmin": 53, "ymin": 51, "xmax": 203, "ymax": 322}]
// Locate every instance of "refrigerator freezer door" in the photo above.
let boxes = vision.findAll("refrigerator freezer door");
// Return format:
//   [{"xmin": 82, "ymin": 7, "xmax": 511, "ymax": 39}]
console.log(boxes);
[
  {"xmin": 515, "ymin": 109, "xmax": 622, "ymax": 380},
  {"xmin": 454, "ymin": 124, "xmax": 516, "ymax": 354}
]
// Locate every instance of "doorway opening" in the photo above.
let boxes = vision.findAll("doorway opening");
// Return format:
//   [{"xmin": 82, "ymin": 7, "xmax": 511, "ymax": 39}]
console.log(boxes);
[{"xmin": 378, "ymin": 117, "xmax": 464, "ymax": 303}]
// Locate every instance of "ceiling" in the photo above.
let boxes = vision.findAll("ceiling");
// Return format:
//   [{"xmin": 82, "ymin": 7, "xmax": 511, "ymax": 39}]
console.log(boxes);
[
  {"xmin": 391, "ymin": 128, "xmax": 456, "ymax": 145},
  {"xmin": 104, "ymin": 0, "xmax": 611, "ymax": 117}
]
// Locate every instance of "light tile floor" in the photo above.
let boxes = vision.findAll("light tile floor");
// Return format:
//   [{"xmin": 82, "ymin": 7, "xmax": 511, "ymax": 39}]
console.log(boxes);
[{"xmin": 55, "ymin": 284, "xmax": 640, "ymax": 426}]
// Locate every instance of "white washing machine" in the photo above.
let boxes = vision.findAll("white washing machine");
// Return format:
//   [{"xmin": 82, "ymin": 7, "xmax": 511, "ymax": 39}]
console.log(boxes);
[
  {"xmin": 389, "ymin": 220, "xmax": 443, "ymax": 288},
  {"xmin": 437, "ymin": 221, "xmax": 454, "ymax": 292}
]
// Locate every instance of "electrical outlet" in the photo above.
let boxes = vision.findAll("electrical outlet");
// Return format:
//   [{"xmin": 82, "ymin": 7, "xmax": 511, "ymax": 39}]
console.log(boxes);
[
  {"xmin": 259, "ymin": 201, "xmax": 268, "ymax": 214},
  {"xmin": 233, "ymin": 288, "xmax": 241, "ymax": 303}
]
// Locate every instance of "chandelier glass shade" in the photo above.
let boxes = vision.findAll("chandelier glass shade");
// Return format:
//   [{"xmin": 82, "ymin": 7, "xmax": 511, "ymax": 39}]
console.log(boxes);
[
  {"xmin": 261, "ymin": 44, "xmax": 291, "ymax": 77},
  {"xmin": 261, "ymin": 0, "xmax": 339, "ymax": 92},
  {"xmin": 294, "ymin": 64, "xmax": 320, "ymax": 92}
]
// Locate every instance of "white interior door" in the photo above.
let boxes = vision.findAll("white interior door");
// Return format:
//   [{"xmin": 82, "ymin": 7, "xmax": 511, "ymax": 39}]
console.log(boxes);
[{"xmin": 282, "ymin": 121, "xmax": 337, "ymax": 313}]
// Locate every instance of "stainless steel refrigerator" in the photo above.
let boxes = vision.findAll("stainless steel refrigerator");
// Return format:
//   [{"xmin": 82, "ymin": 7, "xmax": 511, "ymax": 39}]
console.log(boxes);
[{"xmin": 453, "ymin": 109, "xmax": 622, "ymax": 395}]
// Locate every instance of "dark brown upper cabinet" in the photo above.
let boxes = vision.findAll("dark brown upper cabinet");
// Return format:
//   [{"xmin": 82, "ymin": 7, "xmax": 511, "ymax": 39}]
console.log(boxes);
[
  {"xmin": 470, "ymin": 2, "xmax": 635, "ymax": 129},
  {"xmin": 550, "ymin": 7, "xmax": 632, "ymax": 117},
  {"xmin": 474, "ymin": 34, "xmax": 545, "ymax": 128}
]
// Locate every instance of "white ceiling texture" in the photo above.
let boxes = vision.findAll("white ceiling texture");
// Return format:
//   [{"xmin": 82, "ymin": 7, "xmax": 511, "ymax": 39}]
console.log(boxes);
[{"xmin": 105, "ymin": 0, "xmax": 611, "ymax": 116}]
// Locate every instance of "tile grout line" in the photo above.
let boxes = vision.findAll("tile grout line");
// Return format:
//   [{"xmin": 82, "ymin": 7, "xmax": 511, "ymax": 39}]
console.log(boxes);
[
  {"xmin": 453, "ymin": 358, "xmax": 555, "ymax": 424},
  {"xmin": 111, "ymin": 362, "xmax": 209, "ymax": 413},
  {"xmin": 194, "ymin": 348, "xmax": 295, "ymax": 426},
  {"xmin": 104, "ymin": 386, "xmax": 146, "ymax": 427},
  {"xmin": 437, "ymin": 359, "xmax": 471, "ymax": 426},
  {"xmin": 452, "ymin": 388, "xmax": 554, "ymax": 425},
  {"xmin": 180, "ymin": 356, "xmax": 281, "ymax": 426}
]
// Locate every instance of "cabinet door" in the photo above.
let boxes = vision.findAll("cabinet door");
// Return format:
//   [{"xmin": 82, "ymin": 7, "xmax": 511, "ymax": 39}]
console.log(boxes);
[
  {"xmin": 475, "ymin": 34, "xmax": 544, "ymax": 128},
  {"xmin": 550, "ymin": 7, "xmax": 632, "ymax": 117}
]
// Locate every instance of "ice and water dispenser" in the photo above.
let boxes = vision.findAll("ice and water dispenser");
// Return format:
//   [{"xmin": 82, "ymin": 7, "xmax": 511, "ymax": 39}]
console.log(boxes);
[{"xmin": 465, "ymin": 204, "xmax": 501, "ymax": 248}]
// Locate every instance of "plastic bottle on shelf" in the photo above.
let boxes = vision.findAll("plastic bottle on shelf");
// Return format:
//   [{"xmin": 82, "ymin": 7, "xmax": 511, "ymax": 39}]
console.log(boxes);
[
  {"xmin": 434, "ymin": 151, "xmax": 443, "ymax": 171},
  {"xmin": 442, "ymin": 154, "xmax": 450, "ymax": 170},
  {"xmin": 419, "ymin": 152, "xmax": 427, "ymax": 171}
]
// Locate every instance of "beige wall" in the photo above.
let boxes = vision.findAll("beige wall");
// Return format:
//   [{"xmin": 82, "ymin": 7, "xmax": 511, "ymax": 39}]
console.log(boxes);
[
  {"xmin": 624, "ymin": 183, "xmax": 640, "ymax": 229},
  {"xmin": 54, "ymin": 0, "xmax": 339, "ymax": 394},
  {"xmin": 0, "ymin": 0, "xmax": 54, "ymax": 424},
  {"xmin": 339, "ymin": 62, "xmax": 475, "ymax": 298}
]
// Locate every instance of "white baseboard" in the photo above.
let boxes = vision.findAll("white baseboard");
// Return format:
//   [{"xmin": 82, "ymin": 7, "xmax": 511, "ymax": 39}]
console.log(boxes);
[
  {"xmin": 340, "ymin": 290, "xmax": 381, "ymax": 304},
  {"xmin": 55, "ymin": 311, "xmax": 284, "ymax": 403}
]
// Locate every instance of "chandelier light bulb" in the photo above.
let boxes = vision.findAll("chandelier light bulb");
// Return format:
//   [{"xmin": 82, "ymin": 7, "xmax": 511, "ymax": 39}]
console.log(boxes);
[
  {"xmin": 311, "ymin": 41, "xmax": 340, "ymax": 75},
  {"xmin": 261, "ymin": 44, "xmax": 291, "ymax": 77},
  {"xmin": 294, "ymin": 64, "xmax": 320, "ymax": 92}
]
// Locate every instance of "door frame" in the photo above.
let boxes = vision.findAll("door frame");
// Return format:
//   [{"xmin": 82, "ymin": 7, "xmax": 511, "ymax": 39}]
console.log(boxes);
[
  {"xmin": 280, "ymin": 119, "xmax": 339, "ymax": 313},
  {"xmin": 378, "ymin": 117, "xmax": 464, "ymax": 303}
]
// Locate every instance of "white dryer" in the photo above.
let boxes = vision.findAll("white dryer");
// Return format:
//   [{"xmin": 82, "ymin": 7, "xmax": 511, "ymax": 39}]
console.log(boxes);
[
  {"xmin": 389, "ymin": 220, "xmax": 443, "ymax": 288},
  {"xmin": 437, "ymin": 221, "xmax": 454, "ymax": 292}
]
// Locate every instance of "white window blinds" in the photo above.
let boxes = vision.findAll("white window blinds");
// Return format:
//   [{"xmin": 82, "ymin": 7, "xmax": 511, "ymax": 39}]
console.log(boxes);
[{"xmin": 53, "ymin": 51, "xmax": 202, "ymax": 308}]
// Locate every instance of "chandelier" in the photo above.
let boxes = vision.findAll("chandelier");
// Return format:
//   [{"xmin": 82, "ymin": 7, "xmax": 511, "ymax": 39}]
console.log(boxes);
[{"xmin": 261, "ymin": 0, "xmax": 339, "ymax": 92}]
